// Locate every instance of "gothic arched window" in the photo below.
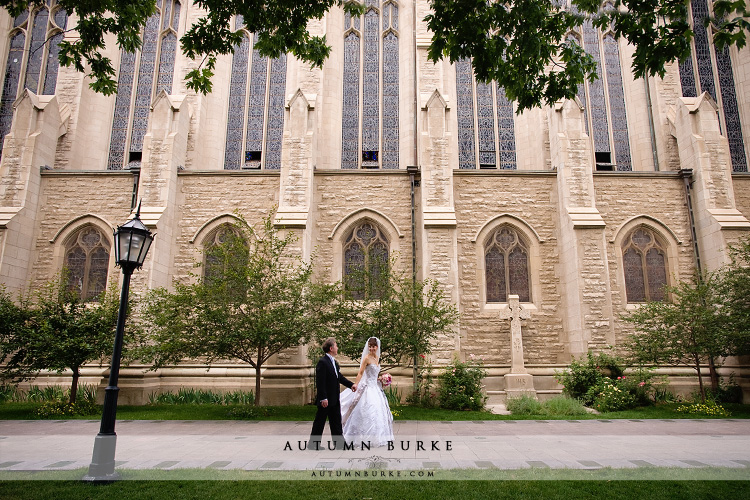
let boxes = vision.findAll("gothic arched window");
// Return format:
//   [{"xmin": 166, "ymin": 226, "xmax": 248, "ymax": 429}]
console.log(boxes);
[
  {"xmin": 622, "ymin": 227, "xmax": 668, "ymax": 302},
  {"xmin": 574, "ymin": 17, "xmax": 632, "ymax": 171},
  {"xmin": 107, "ymin": 0, "xmax": 181, "ymax": 170},
  {"xmin": 341, "ymin": 0, "xmax": 399, "ymax": 169},
  {"xmin": 455, "ymin": 58, "xmax": 517, "ymax": 170},
  {"xmin": 343, "ymin": 222, "xmax": 389, "ymax": 299},
  {"xmin": 203, "ymin": 225, "xmax": 249, "ymax": 283},
  {"xmin": 678, "ymin": 0, "xmax": 747, "ymax": 172},
  {"xmin": 485, "ymin": 227, "xmax": 530, "ymax": 302},
  {"xmin": 64, "ymin": 226, "xmax": 110, "ymax": 301},
  {"xmin": 223, "ymin": 16, "xmax": 287, "ymax": 170},
  {"xmin": 0, "ymin": 2, "xmax": 68, "ymax": 156}
]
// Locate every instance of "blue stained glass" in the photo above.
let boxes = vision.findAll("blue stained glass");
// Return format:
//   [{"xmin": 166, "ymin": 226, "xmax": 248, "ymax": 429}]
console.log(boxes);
[
  {"xmin": 162, "ymin": 0, "xmax": 171, "ymax": 30},
  {"xmin": 171, "ymin": 1, "xmax": 181, "ymax": 29},
  {"xmin": 679, "ymin": 56, "xmax": 697, "ymax": 98},
  {"xmin": 42, "ymin": 31, "xmax": 63, "ymax": 95},
  {"xmin": 156, "ymin": 32, "xmax": 177, "ymax": 95},
  {"xmin": 584, "ymin": 21, "xmax": 610, "ymax": 158},
  {"xmin": 245, "ymin": 34, "xmax": 268, "ymax": 168},
  {"xmin": 342, "ymin": 32, "xmax": 360, "ymax": 169},
  {"xmin": 691, "ymin": 0, "xmax": 716, "ymax": 101},
  {"xmin": 714, "ymin": 45, "xmax": 747, "ymax": 172},
  {"xmin": 568, "ymin": 32, "xmax": 589, "ymax": 135},
  {"xmin": 382, "ymin": 30, "xmax": 399, "ymax": 169},
  {"xmin": 603, "ymin": 34, "xmax": 631, "ymax": 171},
  {"xmin": 362, "ymin": 9, "xmax": 379, "ymax": 167},
  {"xmin": 54, "ymin": 7, "xmax": 67, "ymax": 29},
  {"xmin": 129, "ymin": 13, "xmax": 160, "ymax": 154},
  {"xmin": 25, "ymin": 8, "xmax": 49, "ymax": 93},
  {"xmin": 108, "ymin": 51, "xmax": 137, "ymax": 169},
  {"xmin": 14, "ymin": 10, "xmax": 28, "ymax": 27},
  {"xmin": 224, "ymin": 34, "xmax": 249, "ymax": 169},
  {"xmin": 496, "ymin": 85, "xmax": 516, "ymax": 169},
  {"xmin": 265, "ymin": 54, "xmax": 287, "ymax": 170},
  {"xmin": 0, "ymin": 32, "xmax": 25, "ymax": 155},
  {"xmin": 476, "ymin": 81, "xmax": 496, "ymax": 167},
  {"xmin": 456, "ymin": 58, "xmax": 476, "ymax": 169}
]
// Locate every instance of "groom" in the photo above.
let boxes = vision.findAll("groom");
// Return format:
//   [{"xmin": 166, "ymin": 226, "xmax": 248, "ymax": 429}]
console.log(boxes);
[{"xmin": 309, "ymin": 337, "xmax": 356, "ymax": 450}]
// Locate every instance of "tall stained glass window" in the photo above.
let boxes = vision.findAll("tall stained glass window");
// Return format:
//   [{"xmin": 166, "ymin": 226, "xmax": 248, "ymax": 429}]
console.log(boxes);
[
  {"xmin": 573, "ymin": 16, "xmax": 632, "ymax": 172},
  {"xmin": 107, "ymin": 0, "xmax": 181, "ymax": 170},
  {"xmin": 455, "ymin": 59, "xmax": 517, "ymax": 170},
  {"xmin": 485, "ymin": 226, "xmax": 530, "ymax": 302},
  {"xmin": 0, "ymin": 1, "xmax": 68, "ymax": 156},
  {"xmin": 622, "ymin": 227, "xmax": 668, "ymax": 302},
  {"xmin": 341, "ymin": 1, "xmax": 400, "ymax": 169},
  {"xmin": 678, "ymin": 0, "xmax": 747, "ymax": 172},
  {"xmin": 224, "ymin": 16, "xmax": 287, "ymax": 170},
  {"xmin": 64, "ymin": 226, "xmax": 110, "ymax": 302},
  {"xmin": 343, "ymin": 221, "xmax": 389, "ymax": 299}
]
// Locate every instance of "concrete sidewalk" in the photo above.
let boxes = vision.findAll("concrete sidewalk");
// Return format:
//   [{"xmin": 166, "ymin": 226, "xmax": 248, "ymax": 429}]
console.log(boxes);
[{"xmin": 2, "ymin": 418, "xmax": 750, "ymax": 476}]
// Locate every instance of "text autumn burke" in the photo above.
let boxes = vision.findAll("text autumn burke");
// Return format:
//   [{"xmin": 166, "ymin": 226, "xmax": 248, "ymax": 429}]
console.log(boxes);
[{"xmin": 285, "ymin": 440, "xmax": 453, "ymax": 451}]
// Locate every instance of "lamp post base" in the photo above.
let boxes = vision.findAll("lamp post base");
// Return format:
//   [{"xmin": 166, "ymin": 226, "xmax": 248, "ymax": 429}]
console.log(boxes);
[{"xmin": 82, "ymin": 434, "xmax": 119, "ymax": 483}]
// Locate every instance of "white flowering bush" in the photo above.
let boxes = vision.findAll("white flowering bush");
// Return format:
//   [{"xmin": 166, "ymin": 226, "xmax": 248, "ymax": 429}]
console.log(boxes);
[{"xmin": 591, "ymin": 378, "xmax": 637, "ymax": 412}]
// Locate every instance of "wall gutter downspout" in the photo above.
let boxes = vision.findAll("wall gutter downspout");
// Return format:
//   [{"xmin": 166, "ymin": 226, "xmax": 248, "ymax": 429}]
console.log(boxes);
[{"xmin": 679, "ymin": 168, "xmax": 702, "ymax": 274}]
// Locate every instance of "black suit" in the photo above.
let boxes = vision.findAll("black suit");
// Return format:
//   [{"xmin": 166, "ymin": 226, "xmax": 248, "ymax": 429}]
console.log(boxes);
[{"xmin": 309, "ymin": 354, "xmax": 353, "ymax": 449}]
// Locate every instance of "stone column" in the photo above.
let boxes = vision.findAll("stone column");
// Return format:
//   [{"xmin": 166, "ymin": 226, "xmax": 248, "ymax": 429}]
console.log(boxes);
[
  {"xmin": 549, "ymin": 99, "xmax": 615, "ymax": 359},
  {"xmin": 418, "ymin": 90, "xmax": 461, "ymax": 363},
  {"xmin": 0, "ymin": 91, "xmax": 69, "ymax": 293},
  {"xmin": 135, "ymin": 91, "xmax": 191, "ymax": 290},
  {"xmin": 668, "ymin": 93, "xmax": 750, "ymax": 271}
]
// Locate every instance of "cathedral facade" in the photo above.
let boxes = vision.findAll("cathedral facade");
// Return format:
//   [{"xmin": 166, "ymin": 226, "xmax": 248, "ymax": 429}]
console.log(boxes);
[{"xmin": 1, "ymin": 1, "xmax": 749, "ymax": 404}]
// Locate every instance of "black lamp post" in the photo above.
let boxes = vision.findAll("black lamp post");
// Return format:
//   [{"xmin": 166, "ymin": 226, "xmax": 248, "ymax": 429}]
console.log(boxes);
[{"xmin": 83, "ymin": 204, "xmax": 153, "ymax": 482}]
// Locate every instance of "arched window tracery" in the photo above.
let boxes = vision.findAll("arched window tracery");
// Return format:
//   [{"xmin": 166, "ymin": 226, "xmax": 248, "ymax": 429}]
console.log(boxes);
[
  {"xmin": 64, "ymin": 226, "xmax": 110, "ymax": 302},
  {"xmin": 485, "ymin": 226, "xmax": 530, "ymax": 302}
]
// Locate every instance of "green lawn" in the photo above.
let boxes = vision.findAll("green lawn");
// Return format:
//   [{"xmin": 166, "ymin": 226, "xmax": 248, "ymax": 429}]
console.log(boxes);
[
  {"xmin": 1, "ymin": 401, "xmax": 749, "ymax": 421},
  {"xmin": 0, "ymin": 479, "xmax": 749, "ymax": 500}
]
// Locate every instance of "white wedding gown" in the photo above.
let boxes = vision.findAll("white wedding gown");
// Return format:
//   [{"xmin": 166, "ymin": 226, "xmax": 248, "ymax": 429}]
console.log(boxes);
[{"xmin": 339, "ymin": 363, "xmax": 394, "ymax": 447}]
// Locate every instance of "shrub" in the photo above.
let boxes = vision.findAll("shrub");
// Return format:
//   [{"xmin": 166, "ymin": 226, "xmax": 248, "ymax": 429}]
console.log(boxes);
[
  {"xmin": 383, "ymin": 386, "xmax": 401, "ymax": 407},
  {"xmin": 540, "ymin": 396, "xmax": 588, "ymax": 416},
  {"xmin": 406, "ymin": 356, "xmax": 438, "ymax": 408},
  {"xmin": 148, "ymin": 388, "xmax": 254, "ymax": 405},
  {"xmin": 438, "ymin": 356, "xmax": 487, "ymax": 411},
  {"xmin": 590, "ymin": 378, "xmax": 637, "ymax": 412},
  {"xmin": 35, "ymin": 399, "xmax": 99, "ymax": 418},
  {"xmin": 706, "ymin": 375, "xmax": 743, "ymax": 404},
  {"xmin": 505, "ymin": 395, "xmax": 542, "ymax": 415},
  {"xmin": 506, "ymin": 395, "xmax": 588, "ymax": 416},
  {"xmin": 675, "ymin": 402, "xmax": 731, "ymax": 417},
  {"xmin": 554, "ymin": 351, "xmax": 625, "ymax": 405}
]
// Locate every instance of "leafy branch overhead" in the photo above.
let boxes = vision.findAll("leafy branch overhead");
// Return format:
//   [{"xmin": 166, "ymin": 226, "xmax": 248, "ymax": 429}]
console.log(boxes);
[{"xmin": 2, "ymin": 0, "xmax": 748, "ymax": 111}]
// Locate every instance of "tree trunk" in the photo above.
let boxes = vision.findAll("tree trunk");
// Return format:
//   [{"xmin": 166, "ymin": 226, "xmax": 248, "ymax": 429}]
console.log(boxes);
[
  {"xmin": 69, "ymin": 368, "xmax": 80, "ymax": 404},
  {"xmin": 694, "ymin": 354, "xmax": 706, "ymax": 403},
  {"xmin": 255, "ymin": 364, "xmax": 262, "ymax": 406}
]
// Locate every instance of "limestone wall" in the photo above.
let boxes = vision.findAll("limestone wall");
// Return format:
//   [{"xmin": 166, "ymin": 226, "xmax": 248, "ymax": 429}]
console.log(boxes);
[
  {"xmin": 453, "ymin": 171, "xmax": 565, "ymax": 365},
  {"xmin": 594, "ymin": 173, "xmax": 696, "ymax": 346}
]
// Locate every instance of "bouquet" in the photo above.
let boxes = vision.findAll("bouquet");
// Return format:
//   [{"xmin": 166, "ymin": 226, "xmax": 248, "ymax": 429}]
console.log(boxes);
[{"xmin": 379, "ymin": 373, "xmax": 392, "ymax": 388}]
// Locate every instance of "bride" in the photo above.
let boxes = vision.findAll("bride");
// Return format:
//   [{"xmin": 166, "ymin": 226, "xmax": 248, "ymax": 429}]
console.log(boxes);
[{"xmin": 339, "ymin": 337, "xmax": 394, "ymax": 447}]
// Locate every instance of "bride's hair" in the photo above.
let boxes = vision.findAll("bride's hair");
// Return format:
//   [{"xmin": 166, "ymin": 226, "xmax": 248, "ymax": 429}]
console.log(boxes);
[{"xmin": 367, "ymin": 337, "xmax": 378, "ymax": 347}]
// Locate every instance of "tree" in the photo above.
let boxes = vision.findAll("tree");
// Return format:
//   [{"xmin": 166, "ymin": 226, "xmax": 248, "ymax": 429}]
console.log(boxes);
[
  {"xmin": 2, "ymin": 1, "xmax": 748, "ymax": 112},
  {"xmin": 622, "ymin": 272, "xmax": 731, "ymax": 402},
  {"xmin": 0, "ymin": 275, "xmax": 121, "ymax": 404},
  {"xmin": 335, "ymin": 263, "xmax": 459, "ymax": 390},
  {"xmin": 139, "ymin": 213, "xmax": 351, "ymax": 406},
  {"xmin": 716, "ymin": 238, "xmax": 750, "ymax": 356}
]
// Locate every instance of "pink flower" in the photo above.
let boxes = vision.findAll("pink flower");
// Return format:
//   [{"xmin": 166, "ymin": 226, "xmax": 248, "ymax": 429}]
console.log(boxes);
[
  {"xmin": 379, "ymin": 373, "xmax": 392, "ymax": 387},
  {"xmin": 639, "ymin": 382, "xmax": 646, "ymax": 387},
  {"xmin": 419, "ymin": 354, "xmax": 426, "ymax": 359}
]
